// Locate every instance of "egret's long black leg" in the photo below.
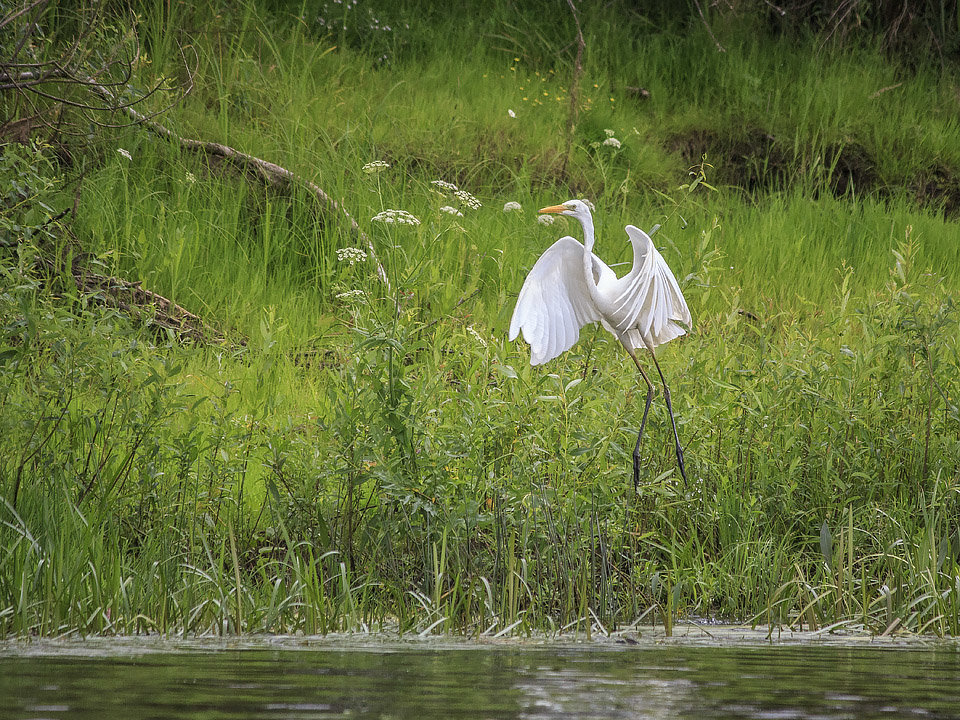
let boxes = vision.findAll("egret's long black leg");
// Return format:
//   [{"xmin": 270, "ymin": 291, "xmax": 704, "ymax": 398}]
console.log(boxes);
[
  {"xmin": 647, "ymin": 347, "xmax": 688, "ymax": 484},
  {"xmin": 633, "ymin": 376, "xmax": 654, "ymax": 492},
  {"xmin": 623, "ymin": 345, "xmax": 656, "ymax": 493}
]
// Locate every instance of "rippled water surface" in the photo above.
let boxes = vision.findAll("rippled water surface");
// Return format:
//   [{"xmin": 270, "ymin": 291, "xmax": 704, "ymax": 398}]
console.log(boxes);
[{"xmin": 2, "ymin": 628, "xmax": 960, "ymax": 719}]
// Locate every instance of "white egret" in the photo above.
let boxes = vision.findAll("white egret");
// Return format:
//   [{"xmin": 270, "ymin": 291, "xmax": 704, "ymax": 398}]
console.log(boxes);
[{"xmin": 509, "ymin": 200, "xmax": 691, "ymax": 488}]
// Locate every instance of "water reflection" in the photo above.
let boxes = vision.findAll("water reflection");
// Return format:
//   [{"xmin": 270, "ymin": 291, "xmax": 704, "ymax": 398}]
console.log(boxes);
[{"xmin": 1, "ymin": 634, "xmax": 959, "ymax": 719}]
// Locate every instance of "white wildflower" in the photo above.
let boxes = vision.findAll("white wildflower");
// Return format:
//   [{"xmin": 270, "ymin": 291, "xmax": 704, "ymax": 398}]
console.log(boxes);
[
  {"xmin": 467, "ymin": 325, "xmax": 488, "ymax": 348},
  {"xmin": 454, "ymin": 189, "xmax": 482, "ymax": 210},
  {"xmin": 603, "ymin": 137, "xmax": 621, "ymax": 149},
  {"xmin": 184, "ymin": 171, "xmax": 197, "ymax": 184},
  {"xmin": 537, "ymin": 213, "xmax": 555, "ymax": 226},
  {"xmin": 336, "ymin": 289, "xmax": 364, "ymax": 301},
  {"xmin": 431, "ymin": 179, "xmax": 459, "ymax": 192},
  {"xmin": 440, "ymin": 205, "xmax": 463, "ymax": 217},
  {"xmin": 580, "ymin": 198, "xmax": 595, "ymax": 211},
  {"xmin": 362, "ymin": 160, "xmax": 390, "ymax": 174},
  {"xmin": 503, "ymin": 201, "xmax": 522, "ymax": 213},
  {"xmin": 372, "ymin": 209, "xmax": 421, "ymax": 226},
  {"xmin": 117, "ymin": 148, "xmax": 132, "ymax": 161},
  {"xmin": 508, "ymin": 109, "xmax": 516, "ymax": 118},
  {"xmin": 432, "ymin": 179, "xmax": 480, "ymax": 209},
  {"xmin": 336, "ymin": 247, "xmax": 367, "ymax": 265},
  {"xmin": 604, "ymin": 128, "xmax": 616, "ymax": 137}
]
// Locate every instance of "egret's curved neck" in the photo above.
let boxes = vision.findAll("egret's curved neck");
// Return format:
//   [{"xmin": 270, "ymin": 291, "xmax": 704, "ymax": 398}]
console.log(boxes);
[
  {"xmin": 575, "ymin": 212, "xmax": 604, "ymax": 304},
  {"xmin": 576, "ymin": 212, "xmax": 596, "ymax": 253}
]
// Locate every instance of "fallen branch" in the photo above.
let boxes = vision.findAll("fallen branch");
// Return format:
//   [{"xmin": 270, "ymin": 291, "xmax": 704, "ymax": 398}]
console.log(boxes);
[
  {"xmin": 75, "ymin": 267, "xmax": 220, "ymax": 343},
  {"xmin": 26, "ymin": 220, "xmax": 226, "ymax": 343},
  {"xmin": 87, "ymin": 79, "xmax": 390, "ymax": 288}
]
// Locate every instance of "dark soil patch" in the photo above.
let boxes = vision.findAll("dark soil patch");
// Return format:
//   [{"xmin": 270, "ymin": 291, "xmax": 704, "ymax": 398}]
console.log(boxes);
[
  {"xmin": 668, "ymin": 126, "xmax": 960, "ymax": 216},
  {"xmin": 824, "ymin": 140, "xmax": 879, "ymax": 196},
  {"xmin": 667, "ymin": 126, "xmax": 789, "ymax": 194},
  {"xmin": 912, "ymin": 163, "xmax": 960, "ymax": 216}
]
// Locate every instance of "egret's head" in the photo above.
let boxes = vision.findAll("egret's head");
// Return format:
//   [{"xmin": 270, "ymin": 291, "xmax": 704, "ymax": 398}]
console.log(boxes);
[{"xmin": 538, "ymin": 199, "xmax": 592, "ymax": 220}]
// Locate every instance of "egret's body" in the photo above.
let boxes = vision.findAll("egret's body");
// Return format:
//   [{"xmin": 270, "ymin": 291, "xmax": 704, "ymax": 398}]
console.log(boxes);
[{"xmin": 509, "ymin": 200, "xmax": 690, "ymax": 486}]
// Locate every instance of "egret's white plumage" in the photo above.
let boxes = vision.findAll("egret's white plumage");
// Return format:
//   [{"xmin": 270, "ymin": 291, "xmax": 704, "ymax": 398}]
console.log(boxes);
[
  {"xmin": 508, "ymin": 236, "xmax": 608, "ymax": 365},
  {"xmin": 510, "ymin": 200, "xmax": 690, "ymax": 363},
  {"xmin": 509, "ymin": 199, "xmax": 691, "ymax": 486}
]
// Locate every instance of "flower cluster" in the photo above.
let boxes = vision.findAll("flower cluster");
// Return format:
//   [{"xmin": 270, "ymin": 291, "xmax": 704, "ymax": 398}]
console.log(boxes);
[
  {"xmin": 431, "ymin": 179, "xmax": 482, "ymax": 211},
  {"xmin": 602, "ymin": 129, "xmax": 621, "ymax": 149},
  {"xmin": 537, "ymin": 214, "xmax": 555, "ymax": 226},
  {"xmin": 362, "ymin": 160, "xmax": 390, "ymax": 174},
  {"xmin": 454, "ymin": 189, "xmax": 482, "ymax": 210},
  {"xmin": 440, "ymin": 205, "xmax": 463, "ymax": 217},
  {"xmin": 503, "ymin": 201, "xmax": 522, "ymax": 213},
  {"xmin": 336, "ymin": 247, "xmax": 367, "ymax": 265},
  {"xmin": 117, "ymin": 148, "xmax": 132, "ymax": 161},
  {"xmin": 372, "ymin": 209, "xmax": 421, "ymax": 225},
  {"xmin": 335, "ymin": 289, "xmax": 364, "ymax": 301}
]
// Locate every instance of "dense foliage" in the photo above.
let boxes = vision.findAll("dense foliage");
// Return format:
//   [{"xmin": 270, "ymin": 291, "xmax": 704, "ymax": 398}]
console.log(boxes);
[{"xmin": 1, "ymin": 0, "xmax": 959, "ymax": 637}]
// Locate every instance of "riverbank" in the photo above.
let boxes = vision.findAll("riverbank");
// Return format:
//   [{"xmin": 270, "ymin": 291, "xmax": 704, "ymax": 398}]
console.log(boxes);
[{"xmin": 2, "ymin": 1, "xmax": 959, "ymax": 638}]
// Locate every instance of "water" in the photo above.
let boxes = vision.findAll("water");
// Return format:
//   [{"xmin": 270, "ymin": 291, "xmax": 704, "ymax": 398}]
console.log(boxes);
[{"xmin": 2, "ymin": 628, "xmax": 960, "ymax": 719}]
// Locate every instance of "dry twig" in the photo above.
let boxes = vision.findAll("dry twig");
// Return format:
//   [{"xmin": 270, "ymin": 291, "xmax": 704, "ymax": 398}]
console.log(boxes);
[
  {"xmin": 75, "ymin": 268, "xmax": 217, "ymax": 343},
  {"xmin": 693, "ymin": 0, "xmax": 726, "ymax": 53}
]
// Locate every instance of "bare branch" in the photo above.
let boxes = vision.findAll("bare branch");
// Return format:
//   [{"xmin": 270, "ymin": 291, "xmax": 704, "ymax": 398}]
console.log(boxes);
[
  {"xmin": 4, "ymin": 0, "xmax": 49, "ymax": 67},
  {"xmin": 0, "ymin": 0, "xmax": 50, "ymax": 31},
  {"xmin": 693, "ymin": 0, "xmax": 726, "ymax": 53}
]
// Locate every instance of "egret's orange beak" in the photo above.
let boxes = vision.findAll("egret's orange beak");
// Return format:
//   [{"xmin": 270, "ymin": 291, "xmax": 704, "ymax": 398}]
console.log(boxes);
[{"xmin": 538, "ymin": 204, "xmax": 568, "ymax": 214}]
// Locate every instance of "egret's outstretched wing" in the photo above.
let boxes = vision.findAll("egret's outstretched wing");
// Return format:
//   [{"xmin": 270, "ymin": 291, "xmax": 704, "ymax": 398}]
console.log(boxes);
[
  {"xmin": 610, "ymin": 225, "xmax": 691, "ymax": 348},
  {"xmin": 509, "ymin": 236, "xmax": 607, "ymax": 365}
]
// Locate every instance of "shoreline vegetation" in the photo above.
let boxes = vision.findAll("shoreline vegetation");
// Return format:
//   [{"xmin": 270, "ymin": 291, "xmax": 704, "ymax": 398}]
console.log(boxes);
[{"xmin": 2, "ymin": 1, "xmax": 959, "ymax": 638}]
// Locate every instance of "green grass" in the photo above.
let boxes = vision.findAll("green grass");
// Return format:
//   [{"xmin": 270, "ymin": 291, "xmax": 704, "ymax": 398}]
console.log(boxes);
[{"xmin": 2, "ymin": 1, "xmax": 960, "ymax": 638}]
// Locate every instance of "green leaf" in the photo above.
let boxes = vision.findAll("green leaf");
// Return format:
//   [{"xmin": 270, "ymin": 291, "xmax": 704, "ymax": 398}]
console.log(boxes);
[
  {"xmin": 564, "ymin": 377, "xmax": 582, "ymax": 392},
  {"xmin": 820, "ymin": 520, "xmax": 833, "ymax": 571},
  {"xmin": 494, "ymin": 363, "xmax": 517, "ymax": 379}
]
